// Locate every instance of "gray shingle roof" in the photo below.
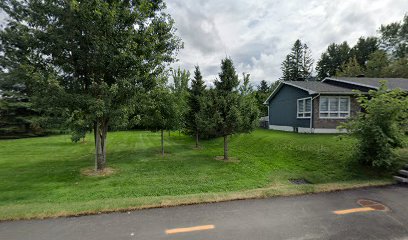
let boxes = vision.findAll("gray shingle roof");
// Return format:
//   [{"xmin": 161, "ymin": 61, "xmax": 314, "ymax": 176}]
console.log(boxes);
[
  {"xmin": 284, "ymin": 81, "xmax": 355, "ymax": 94},
  {"xmin": 263, "ymin": 81, "xmax": 356, "ymax": 104},
  {"xmin": 264, "ymin": 77, "xmax": 408, "ymax": 104},
  {"xmin": 324, "ymin": 77, "xmax": 408, "ymax": 90}
]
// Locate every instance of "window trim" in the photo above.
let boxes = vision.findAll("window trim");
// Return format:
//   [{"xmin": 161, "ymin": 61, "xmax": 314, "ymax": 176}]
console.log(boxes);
[
  {"xmin": 297, "ymin": 97, "xmax": 312, "ymax": 119},
  {"xmin": 319, "ymin": 96, "xmax": 350, "ymax": 119}
]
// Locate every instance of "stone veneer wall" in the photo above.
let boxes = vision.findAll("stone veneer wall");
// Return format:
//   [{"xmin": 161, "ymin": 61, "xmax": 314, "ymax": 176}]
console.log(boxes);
[{"xmin": 313, "ymin": 96, "xmax": 360, "ymax": 129}]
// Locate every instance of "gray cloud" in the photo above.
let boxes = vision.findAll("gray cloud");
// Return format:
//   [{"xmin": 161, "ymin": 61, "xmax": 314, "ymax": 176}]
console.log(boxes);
[
  {"xmin": 1, "ymin": 1, "xmax": 407, "ymax": 87},
  {"xmin": 167, "ymin": 0, "xmax": 408, "ymax": 86}
]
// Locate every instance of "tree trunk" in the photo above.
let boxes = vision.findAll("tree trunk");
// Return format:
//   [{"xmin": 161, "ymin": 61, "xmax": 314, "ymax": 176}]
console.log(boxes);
[
  {"xmin": 195, "ymin": 129, "xmax": 199, "ymax": 148},
  {"xmin": 161, "ymin": 129, "xmax": 164, "ymax": 156},
  {"xmin": 95, "ymin": 119, "xmax": 108, "ymax": 171},
  {"xmin": 93, "ymin": 121, "xmax": 97, "ymax": 147},
  {"xmin": 223, "ymin": 135, "xmax": 228, "ymax": 160}
]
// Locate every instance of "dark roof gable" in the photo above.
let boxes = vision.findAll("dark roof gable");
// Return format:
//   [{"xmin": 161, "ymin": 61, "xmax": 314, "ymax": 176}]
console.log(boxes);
[{"xmin": 322, "ymin": 77, "xmax": 408, "ymax": 90}]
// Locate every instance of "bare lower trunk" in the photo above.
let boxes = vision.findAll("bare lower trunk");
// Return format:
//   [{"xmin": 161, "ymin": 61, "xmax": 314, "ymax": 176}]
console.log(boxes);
[
  {"xmin": 195, "ymin": 129, "xmax": 199, "ymax": 148},
  {"xmin": 223, "ymin": 135, "xmax": 228, "ymax": 160},
  {"xmin": 95, "ymin": 119, "xmax": 108, "ymax": 171},
  {"xmin": 161, "ymin": 129, "xmax": 165, "ymax": 156},
  {"xmin": 93, "ymin": 122, "xmax": 97, "ymax": 147}
]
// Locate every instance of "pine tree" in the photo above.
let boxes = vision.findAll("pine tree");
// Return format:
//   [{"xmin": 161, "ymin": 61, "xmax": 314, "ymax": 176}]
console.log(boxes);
[
  {"xmin": 0, "ymin": 72, "xmax": 43, "ymax": 138},
  {"xmin": 186, "ymin": 66, "xmax": 206, "ymax": 148},
  {"xmin": 280, "ymin": 55, "xmax": 292, "ymax": 81},
  {"xmin": 255, "ymin": 80, "xmax": 272, "ymax": 116},
  {"xmin": 301, "ymin": 44, "xmax": 314, "ymax": 79},
  {"xmin": 280, "ymin": 39, "xmax": 314, "ymax": 81},
  {"xmin": 336, "ymin": 57, "xmax": 364, "ymax": 77},
  {"xmin": 349, "ymin": 37, "xmax": 379, "ymax": 68},
  {"xmin": 202, "ymin": 58, "xmax": 258, "ymax": 160},
  {"xmin": 365, "ymin": 50, "xmax": 390, "ymax": 77},
  {"xmin": 239, "ymin": 73, "xmax": 253, "ymax": 96},
  {"xmin": 316, "ymin": 42, "xmax": 351, "ymax": 80}
]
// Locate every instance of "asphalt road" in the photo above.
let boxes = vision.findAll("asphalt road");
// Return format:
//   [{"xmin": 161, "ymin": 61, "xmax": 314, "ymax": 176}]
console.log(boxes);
[{"xmin": 1, "ymin": 185, "xmax": 408, "ymax": 240}]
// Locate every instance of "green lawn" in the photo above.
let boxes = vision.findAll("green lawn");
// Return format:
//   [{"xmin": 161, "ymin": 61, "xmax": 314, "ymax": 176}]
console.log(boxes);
[{"xmin": 0, "ymin": 129, "xmax": 399, "ymax": 220}]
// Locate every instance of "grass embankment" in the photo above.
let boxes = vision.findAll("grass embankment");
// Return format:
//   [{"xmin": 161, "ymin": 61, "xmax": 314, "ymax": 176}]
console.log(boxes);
[{"xmin": 0, "ymin": 129, "xmax": 400, "ymax": 220}]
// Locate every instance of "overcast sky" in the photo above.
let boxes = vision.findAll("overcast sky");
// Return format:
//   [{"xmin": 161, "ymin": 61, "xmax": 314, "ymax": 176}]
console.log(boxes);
[
  {"xmin": 166, "ymin": 0, "xmax": 408, "ymax": 86},
  {"xmin": 1, "ymin": 1, "xmax": 407, "ymax": 86}
]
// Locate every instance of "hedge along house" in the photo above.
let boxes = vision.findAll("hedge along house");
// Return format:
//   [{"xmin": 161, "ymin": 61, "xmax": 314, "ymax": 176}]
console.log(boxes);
[{"xmin": 263, "ymin": 77, "xmax": 408, "ymax": 134}]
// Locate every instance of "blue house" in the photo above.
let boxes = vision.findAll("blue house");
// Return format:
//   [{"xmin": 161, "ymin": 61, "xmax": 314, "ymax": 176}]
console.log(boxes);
[{"xmin": 264, "ymin": 77, "xmax": 408, "ymax": 133}]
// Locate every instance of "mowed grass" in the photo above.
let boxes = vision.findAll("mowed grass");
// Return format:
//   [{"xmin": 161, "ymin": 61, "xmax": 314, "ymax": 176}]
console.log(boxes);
[{"xmin": 0, "ymin": 129, "xmax": 398, "ymax": 220}]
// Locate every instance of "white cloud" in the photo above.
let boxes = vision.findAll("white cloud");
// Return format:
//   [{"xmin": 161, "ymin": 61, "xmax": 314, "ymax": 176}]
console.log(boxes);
[
  {"xmin": 166, "ymin": 0, "xmax": 408, "ymax": 86},
  {"xmin": 1, "ymin": 1, "xmax": 406, "ymax": 87}
]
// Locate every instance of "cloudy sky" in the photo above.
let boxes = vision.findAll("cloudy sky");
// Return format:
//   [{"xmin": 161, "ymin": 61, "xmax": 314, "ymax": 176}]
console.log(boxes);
[
  {"xmin": 166, "ymin": 0, "xmax": 408, "ymax": 86},
  {"xmin": 1, "ymin": 1, "xmax": 407, "ymax": 86}
]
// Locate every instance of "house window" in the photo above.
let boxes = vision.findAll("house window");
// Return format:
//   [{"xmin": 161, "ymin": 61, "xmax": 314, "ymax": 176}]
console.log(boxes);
[
  {"xmin": 297, "ymin": 97, "xmax": 312, "ymax": 118},
  {"xmin": 319, "ymin": 96, "xmax": 350, "ymax": 118}
]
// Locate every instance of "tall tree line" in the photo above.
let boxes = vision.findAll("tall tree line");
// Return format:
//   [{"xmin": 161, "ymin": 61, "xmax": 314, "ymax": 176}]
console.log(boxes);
[{"xmin": 317, "ymin": 14, "xmax": 408, "ymax": 79}]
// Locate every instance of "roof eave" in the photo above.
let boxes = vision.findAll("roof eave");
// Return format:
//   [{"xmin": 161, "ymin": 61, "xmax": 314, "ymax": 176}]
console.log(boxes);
[
  {"xmin": 322, "ymin": 77, "xmax": 379, "ymax": 90},
  {"xmin": 263, "ymin": 81, "xmax": 315, "ymax": 105}
]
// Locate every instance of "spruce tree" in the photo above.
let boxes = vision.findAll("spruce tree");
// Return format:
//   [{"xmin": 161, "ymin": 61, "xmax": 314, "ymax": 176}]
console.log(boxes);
[
  {"xmin": 186, "ymin": 66, "xmax": 206, "ymax": 148},
  {"xmin": 280, "ymin": 39, "xmax": 314, "ymax": 81},
  {"xmin": 202, "ymin": 58, "xmax": 258, "ymax": 160}
]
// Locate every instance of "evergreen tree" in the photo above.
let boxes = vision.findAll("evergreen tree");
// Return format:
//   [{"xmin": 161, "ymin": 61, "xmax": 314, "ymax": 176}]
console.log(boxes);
[
  {"xmin": 185, "ymin": 66, "xmax": 206, "ymax": 148},
  {"xmin": 280, "ymin": 39, "xmax": 313, "ymax": 81},
  {"xmin": 0, "ymin": 72, "xmax": 44, "ymax": 138},
  {"xmin": 239, "ymin": 73, "xmax": 254, "ymax": 96},
  {"xmin": 336, "ymin": 56, "xmax": 364, "ymax": 77},
  {"xmin": 365, "ymin": 50, "xmax": 390, "ymax": 77},
  {"xmin": 316, "ymin": 42, "xmax": 351, "ymax": 80},
  {"xmin": 301, "ymin": 44, "xmax": 314, "ymax": 79},
  {"xmin": 201, "ymin": 58, "xmax": 258, "ymax": 160},
  {"xmin": 255, "ymin": 80, "xmax": 272, "ymax": 116},
  {"xmin": 0, "ymin": 0, "xmax": 182, "ymax": 171},
  {"xmin": 349, "ymin": 37, "xmax": 379, "ymax": 68},
  {"xmin": 280, "ymin": 55, "xmax": 292, "ymax": 81}
]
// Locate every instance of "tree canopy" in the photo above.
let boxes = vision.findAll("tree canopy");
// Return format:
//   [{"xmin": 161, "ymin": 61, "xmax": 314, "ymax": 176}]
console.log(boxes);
[
  {"xmin": 316, "ymin": 42, "xmax": 351, "ymax": 80},
  {"xmin": 199, "ymin": 58, "xmax": 259, "ymax": 160},
  {"xmin": 185, "ymin": 66, "xmax": 206, "ymax": 147},
  {"xmin": 0, "ymin": 0, "xmax": 182, "ymax": 170},
  {"xmin": 280, "ymin": 39, "xmax": 314, "ymax": 81}
]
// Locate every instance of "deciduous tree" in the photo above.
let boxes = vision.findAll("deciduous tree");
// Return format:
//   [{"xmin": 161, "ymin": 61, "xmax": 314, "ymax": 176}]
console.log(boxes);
[
  {"xmin": 379, "ymin": 14, "xmax": 408, "ymax": 59},
  {"xmin": 0, "ymin": 0, "xmax": 182, "ymax": 170}
]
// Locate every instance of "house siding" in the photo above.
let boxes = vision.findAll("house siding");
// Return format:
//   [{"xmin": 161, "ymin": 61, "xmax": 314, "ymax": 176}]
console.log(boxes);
[
  {"xmin": 268, "ymin": 85, "xmax": 311, "ymax": 128},
  {"xmin": 313, "ymin": 96, "xmax": 360, "ymax": 129}
]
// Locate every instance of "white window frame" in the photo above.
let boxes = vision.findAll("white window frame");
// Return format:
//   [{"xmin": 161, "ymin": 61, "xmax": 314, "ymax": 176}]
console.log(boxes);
[
  {"xmin": 319, "ymin": 96, "xmax": 350, "ymax": 119},
  {"xmin": 297, "ymin": 97, "xmax": 312, "ymax": 119}
]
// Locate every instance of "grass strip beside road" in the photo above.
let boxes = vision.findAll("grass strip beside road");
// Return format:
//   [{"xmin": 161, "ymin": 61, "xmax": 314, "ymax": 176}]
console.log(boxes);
[{"xmin": 0, "ymin": 129, "xmax": 403, "ymax": 221}]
